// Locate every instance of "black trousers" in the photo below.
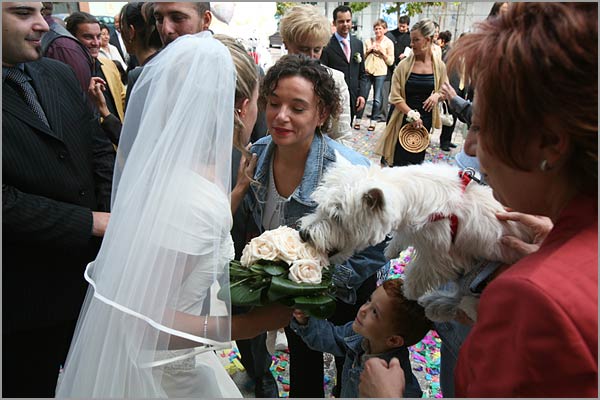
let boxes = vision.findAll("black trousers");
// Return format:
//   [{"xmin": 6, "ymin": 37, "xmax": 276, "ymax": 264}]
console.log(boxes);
[
  {"xmin": 3, "ymin": 319, "xmax": 77, "ymax": 398},
  {"xmin": 440, "ymin": 115, "xmax": 457, "ymax": 146},
  {"xmin": 286, "ymin": 275, "xmax": 377, "ymax": 398},
  {"xmin": 235, "ymin": 332, "xmax": 279, "ymax": 398},
  {"xmin": 232, "ymin": 305, "xmax": 279, "ymax": 398}
]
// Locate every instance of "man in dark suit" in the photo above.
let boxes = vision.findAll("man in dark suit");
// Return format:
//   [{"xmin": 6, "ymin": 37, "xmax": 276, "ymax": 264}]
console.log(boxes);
[
  {"xmin": 2, "ymin": 2, "xmax": 115, "ymax": 397},
  {"xmin": 320, "ymin": 5, "xmax": 368, "ymax": 121},
  {"xmin": 111, "ymin": 11, "xmax": 138, "ymax": 71}
]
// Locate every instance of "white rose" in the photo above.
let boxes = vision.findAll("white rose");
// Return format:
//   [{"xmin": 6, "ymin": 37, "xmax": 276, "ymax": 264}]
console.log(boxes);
[
  {"xmin": 298, "ymin": 243, "xmax": 330, "ymax": 268},
  {"xmin": 240, "ymin": 245, "xmax": 257, "ymax": 267},
  {"xmin": 271, "ymin": 226, "xmax": 304, "ymax": 264},
  {"xmin": 240, "ymin": 235, "xmax": 279, "ymax": 266},
  {"xmin": 288, "ymin": 259, "xmax": 323, "ymax": 284}
]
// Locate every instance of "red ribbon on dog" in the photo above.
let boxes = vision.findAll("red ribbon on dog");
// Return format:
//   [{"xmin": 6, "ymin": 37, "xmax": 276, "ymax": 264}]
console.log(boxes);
[{"xmin": 428, "ymin": 170, "xmax": 474, "ymax": 243}]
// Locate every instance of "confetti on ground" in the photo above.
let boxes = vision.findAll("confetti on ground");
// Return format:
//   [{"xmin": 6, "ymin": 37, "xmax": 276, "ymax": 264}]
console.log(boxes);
[
  {"xmin": 270, "ymin": 350, "xmax": 290, "ymax": 398},
  {"xmin": 410, "ymin": 330, "xmax": 443, "ymax": 398}
]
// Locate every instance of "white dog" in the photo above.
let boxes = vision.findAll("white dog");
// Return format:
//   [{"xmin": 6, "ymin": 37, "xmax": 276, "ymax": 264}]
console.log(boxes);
[{"xmin": 299, "ymin": 161, "xmax": 531, "ymax": 321}]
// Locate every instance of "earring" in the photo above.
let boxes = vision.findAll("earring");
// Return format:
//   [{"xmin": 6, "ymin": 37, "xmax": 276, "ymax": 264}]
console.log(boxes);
[{"xmin": 540, "ymin": 159, "xmax": 550, "ymax": 172}]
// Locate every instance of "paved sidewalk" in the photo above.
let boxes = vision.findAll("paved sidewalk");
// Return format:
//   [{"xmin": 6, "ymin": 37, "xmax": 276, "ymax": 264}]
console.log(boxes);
[{"xmin": 346, "ymin": 111, "xmax": 467, "ymax": 166}]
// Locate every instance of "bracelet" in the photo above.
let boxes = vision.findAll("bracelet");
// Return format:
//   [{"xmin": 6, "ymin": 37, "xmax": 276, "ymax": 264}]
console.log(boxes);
[{"xmin": 203, "ymin": 315, "xmax": 209, "ymax": 339}]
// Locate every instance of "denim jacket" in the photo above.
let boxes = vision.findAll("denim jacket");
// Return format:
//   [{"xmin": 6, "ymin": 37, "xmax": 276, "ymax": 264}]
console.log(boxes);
[
  {"xmin": 290, "ymin": 318, "xmax": 423, "ymax": 398},
  {"xmin": 242, "ymin": 133, "xmax": 387, "ymax": 304}
]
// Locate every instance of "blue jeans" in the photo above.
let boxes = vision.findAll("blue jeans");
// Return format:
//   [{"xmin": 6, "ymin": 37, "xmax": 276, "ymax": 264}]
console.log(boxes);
[
  {"xmin": 435, "ymin": 321, "xmax": 472, "ymax": 398},
  {"xmin": 357, "ymin": 74, "xmax": 386, "ymax": 121}
]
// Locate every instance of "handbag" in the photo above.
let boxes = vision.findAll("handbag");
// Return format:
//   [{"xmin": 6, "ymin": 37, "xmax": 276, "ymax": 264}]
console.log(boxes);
[
  {"xmin": 439, "ymin": 101, "xmax": 454, "ymax": 126},
  {"xmin": 364, "ymin": 51, "xmax": 377, "ymax": 75}
]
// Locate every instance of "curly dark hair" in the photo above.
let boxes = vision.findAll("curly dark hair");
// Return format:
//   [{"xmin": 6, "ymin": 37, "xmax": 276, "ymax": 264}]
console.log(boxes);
[
  {"xmin": 382, "ymin": 279, "xmax": 432, "ymax": 347},
  {"xmin": 259, "ymin": 54, "xmax": 341, "ymax": 134}
]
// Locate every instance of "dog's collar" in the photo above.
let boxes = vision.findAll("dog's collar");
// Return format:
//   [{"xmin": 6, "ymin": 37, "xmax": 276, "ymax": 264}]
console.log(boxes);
[
  {"xmin": 459, "ymin": 167, "xmax": 482, "ymax": 186},
  {"xmin": 428, "ymin": 169, "xmax": 480, "ymax": 243}
]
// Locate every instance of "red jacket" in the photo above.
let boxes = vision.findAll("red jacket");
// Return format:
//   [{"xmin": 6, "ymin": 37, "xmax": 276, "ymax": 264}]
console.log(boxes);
[{"xmin": 455, "ymin": 195, "xmax": 598, "ymax": 397}]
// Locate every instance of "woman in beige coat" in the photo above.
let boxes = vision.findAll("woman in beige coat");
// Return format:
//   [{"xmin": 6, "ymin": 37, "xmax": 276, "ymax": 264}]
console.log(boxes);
[{"xmin": 376, "ymin": 19, "xmax": 447, "ymax": 166}]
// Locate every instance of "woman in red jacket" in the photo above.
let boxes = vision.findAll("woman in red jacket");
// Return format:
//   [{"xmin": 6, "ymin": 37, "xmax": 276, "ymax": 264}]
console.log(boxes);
[{"xmin": 360, "ymin": 3, "xmax": 597, "ymax": 397}]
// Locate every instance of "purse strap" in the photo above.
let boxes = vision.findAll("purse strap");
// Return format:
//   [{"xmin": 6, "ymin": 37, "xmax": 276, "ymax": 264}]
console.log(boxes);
[{"xmin": 439, "ymin": 100, "xmax": 450, "ymax": 115}]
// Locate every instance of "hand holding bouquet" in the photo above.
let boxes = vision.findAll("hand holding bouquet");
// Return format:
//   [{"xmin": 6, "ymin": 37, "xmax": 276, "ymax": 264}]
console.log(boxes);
[{"xmin": 218, "ymin": 226, "xmax": 336, "ymax": 318}]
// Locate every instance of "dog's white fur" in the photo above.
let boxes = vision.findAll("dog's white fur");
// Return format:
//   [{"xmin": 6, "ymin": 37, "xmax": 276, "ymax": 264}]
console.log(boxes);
[{"xmin": 299, "ymin": 162, "xmax": 531, "ymax": 321}]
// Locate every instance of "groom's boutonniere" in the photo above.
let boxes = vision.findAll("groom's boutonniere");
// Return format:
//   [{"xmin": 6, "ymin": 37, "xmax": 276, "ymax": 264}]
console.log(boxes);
[{"xmin": 353, "ymin": 52, "xmax": 362, "ymax": 63}]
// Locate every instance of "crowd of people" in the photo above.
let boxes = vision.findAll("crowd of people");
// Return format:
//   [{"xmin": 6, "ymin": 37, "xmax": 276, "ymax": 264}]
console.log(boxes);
[{"xmin": 2, "ymin": 1, "xmax": 597, "ymax": 398}]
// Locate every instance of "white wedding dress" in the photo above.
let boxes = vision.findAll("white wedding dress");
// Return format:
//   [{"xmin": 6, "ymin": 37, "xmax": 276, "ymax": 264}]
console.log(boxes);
[
  {"xmin": 56, "ymin": 33, "xmax": 243, "ymax": 398},
  {"xmin": 155, "ymin": 171, "xmax": 242, "ymax": 398}
]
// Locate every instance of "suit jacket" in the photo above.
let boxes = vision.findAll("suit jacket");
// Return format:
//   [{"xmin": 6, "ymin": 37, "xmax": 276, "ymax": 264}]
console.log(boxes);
[
  {"xmin": 2, "ymin": 58, "xmax": 116, "ymax": 333},
  {"xmin": 320, "ymin": 34, "xmax": 369, "ymax": 116},
  {"xmin": 110, "ymin": 30, "xmax": 139, "ymax": 71},
  {"xmin": 109, "ymin": 30, "xmax": 127, "ymax": 63}
]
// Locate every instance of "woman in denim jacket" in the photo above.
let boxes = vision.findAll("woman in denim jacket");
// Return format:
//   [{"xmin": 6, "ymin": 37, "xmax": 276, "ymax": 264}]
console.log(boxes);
[{"xmin": 240, "ymin": 55, "xmax": 387, "ymax": 398}]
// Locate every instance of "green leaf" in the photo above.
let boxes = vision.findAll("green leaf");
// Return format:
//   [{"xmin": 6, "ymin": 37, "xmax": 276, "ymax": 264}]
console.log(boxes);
[
  {"xmin": 217, "ymin": 284, "xmax": 229, "ymax": 302},
  {"xmin": 269, "ymin": 276, "xmax": 329, "ymax": 297},
  {"xmin": 229, "ymin": 284, "xmax": 265, "ymax": 306},
  {"xmin": 275, "ymin": 2, "xmax": 295, "ymax": 17},
  {"xmin": 293, "ymin": 295, "xmax": 337, "ymax": 319},
  {"xmin": 249, "ymin": 264, "xmax": 270, "ymax": 275},
  {"xmin": 349, "ymin": 2, "xmax": 371, "ymax": 14},
  {"xmin": 229, "ymin": 263, "xmax": 253, "ymax": 279},
  {"xmin": 384, "ymin": 2, "xmax": 444, "ymax": 17},
  {"xmin": 262, "ymin": 265, "xmax": 287, "ymax": 276},
  {"xmin": 266, "ymin": 286, "xmax": 289, "ymax": 303}
]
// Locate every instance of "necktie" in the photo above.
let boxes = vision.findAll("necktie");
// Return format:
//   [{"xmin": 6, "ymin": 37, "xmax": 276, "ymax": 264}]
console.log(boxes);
[
  {"xmin": 342, "ymin": 38, "xmax": 351, "ymax": 62},
  {"xmin": 5, "ymin": 67, "xmax": 50, "ymax": 128}
]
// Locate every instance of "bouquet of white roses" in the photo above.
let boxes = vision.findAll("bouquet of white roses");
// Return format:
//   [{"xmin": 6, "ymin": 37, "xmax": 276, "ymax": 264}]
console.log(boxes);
[{"xmin": 218, "ymin": 226, "xmax": 336, "ymax": 318}]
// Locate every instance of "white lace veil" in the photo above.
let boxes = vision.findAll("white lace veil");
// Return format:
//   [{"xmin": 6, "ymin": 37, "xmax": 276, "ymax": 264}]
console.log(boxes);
[{"xmin": 56, "ymin": 32, "xmax": 236, "ymax": 397}]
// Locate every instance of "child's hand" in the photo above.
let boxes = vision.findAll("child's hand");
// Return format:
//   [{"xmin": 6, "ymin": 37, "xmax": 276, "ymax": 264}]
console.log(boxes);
[{"xmin": 293, "ymin": 309, "xmax": 309, "ymax": 325}]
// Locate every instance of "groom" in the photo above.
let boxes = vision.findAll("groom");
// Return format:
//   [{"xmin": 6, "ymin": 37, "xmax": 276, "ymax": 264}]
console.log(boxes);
[
  {"xmin": 320, "ymin": 4, "xmax": 368, "ymax": 121},
  {"xmin": 2, "ymin": 2, "xmax": 115, "ymax": 397}
]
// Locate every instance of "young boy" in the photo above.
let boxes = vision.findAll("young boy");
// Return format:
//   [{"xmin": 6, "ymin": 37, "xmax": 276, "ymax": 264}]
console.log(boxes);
[{"xmin": 290, "ymin": 278, "xmax": 431, "ymax": 398}]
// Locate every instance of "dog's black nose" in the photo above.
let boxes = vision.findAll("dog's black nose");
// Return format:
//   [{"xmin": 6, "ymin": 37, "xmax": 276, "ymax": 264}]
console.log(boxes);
[{"xmin": 299, "ymin": 229, "xmax": 310, "ymax": 243}]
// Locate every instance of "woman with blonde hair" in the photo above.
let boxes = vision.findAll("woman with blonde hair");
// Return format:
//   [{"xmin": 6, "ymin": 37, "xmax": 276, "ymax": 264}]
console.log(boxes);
[
  {"xmin": 376, "ymin": 18, "xmax": 447, "ymax": 166},
  {"xmin": 279, "ymin": 4, "xmax": 353, "ymax": 145}
]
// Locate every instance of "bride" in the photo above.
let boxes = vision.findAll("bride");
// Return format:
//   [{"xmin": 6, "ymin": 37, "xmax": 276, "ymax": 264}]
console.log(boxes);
[{"xmin": 56, "ymin": 32, "xmax": 291, "ymax": 398}]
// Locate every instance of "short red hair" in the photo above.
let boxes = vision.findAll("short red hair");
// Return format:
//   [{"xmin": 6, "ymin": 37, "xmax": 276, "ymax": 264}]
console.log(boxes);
[{"xmin": 448, "ymin": 3, "xmax": 597, "ymax": 195}]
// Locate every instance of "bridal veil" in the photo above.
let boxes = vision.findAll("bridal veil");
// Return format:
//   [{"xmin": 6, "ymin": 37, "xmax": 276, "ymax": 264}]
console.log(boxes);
[{"xmin": 56, "ymin": 32, "xmax": 237, "ymax": 397}]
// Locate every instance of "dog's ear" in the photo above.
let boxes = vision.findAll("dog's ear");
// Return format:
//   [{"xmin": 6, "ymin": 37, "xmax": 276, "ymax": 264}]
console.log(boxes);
[{"xmin": 363, "ymin": 188, "xmax": 384, "ymax": 211}]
